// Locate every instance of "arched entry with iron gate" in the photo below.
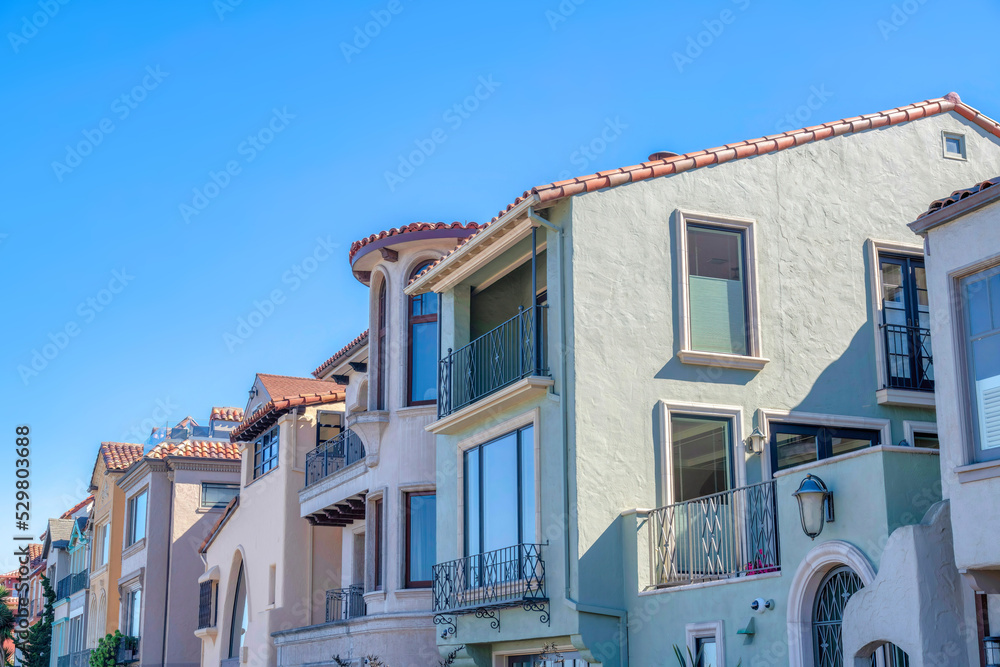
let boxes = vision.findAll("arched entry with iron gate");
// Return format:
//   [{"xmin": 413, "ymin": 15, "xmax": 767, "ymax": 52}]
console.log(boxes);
[{"xmin": 813, "ymin": 566, "xmax": 865, "ymax": 666}]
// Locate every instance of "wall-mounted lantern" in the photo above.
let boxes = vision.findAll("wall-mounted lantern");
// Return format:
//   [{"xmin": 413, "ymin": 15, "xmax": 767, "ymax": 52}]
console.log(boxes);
[
  {"xmin": 745, "ymin": 426, "xmax": 767, "ymax": 455},
  {"xmin": 793, "ymin": 474, "xmax": 834, "ymax": 540}
]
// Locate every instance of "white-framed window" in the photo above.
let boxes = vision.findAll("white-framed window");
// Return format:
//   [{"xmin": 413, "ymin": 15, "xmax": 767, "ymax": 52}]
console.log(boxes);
[
  {"xmin": 94, "ymin": 522, "xmax": 109, "ymax": 568},
  {"xmin": 675, "ymin": 210, "xmax": 765, "ymax": 371},
  {"xmin": 659, "ymin": 402, "xmax": 745, "ymax": 505},
  {"xmin": 685, "ymin": 620, "xmax": 725, "ymax": 667},
  {"xmin": 201, "ymin": 483, "xmax": 239, "ymax": 509},
  {"xmin": 903, "ymin": 420, "xmax": 939, "ymax": 449},
  {"xmin": 959, "ymin": 264, "xmax": 1000, "ymax": 461},
  {"xmin": 123, "ymin": 587, "xmax": 142, "ymax": 636},
  {"xmin": 943, "ymin": 130, "xmax": 967, "ymax": 160},
  {"xmin": 125, "ymin": 491, "xmax": 148, "ymax": 547}
]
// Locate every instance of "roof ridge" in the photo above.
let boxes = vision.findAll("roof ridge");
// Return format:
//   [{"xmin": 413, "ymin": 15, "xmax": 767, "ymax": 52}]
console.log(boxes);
[
  {"xmin": 312, "ymin": 329, "xmax": 370, "ymax": 378},
  {"xmin": 257, "ymin": 372, "xmax": 340, "ymax": 381}
]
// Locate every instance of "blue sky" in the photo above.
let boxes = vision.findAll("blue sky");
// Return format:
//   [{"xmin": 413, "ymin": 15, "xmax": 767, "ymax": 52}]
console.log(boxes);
[{"xmin": 2, "ymin": 0, "xmax": 999, "ymax": 568}]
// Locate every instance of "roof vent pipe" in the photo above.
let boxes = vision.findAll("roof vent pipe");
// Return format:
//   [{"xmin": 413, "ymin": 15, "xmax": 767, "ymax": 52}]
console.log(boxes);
[{"xmin": 648, "ymin": 151, "xmax": 679, "ymax": 161}]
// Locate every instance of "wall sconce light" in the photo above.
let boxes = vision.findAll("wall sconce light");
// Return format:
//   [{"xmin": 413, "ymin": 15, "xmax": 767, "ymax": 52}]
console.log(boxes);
[
  {"xmin": 793, "ymin": 474, "xmax": 834, "ymax": 540},
  {"xmin": 745, "ymin": 426, "xmax": 766, "ymax": 455}
]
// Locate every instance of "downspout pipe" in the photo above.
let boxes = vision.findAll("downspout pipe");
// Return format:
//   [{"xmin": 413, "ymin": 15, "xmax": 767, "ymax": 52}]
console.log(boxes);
[
  {"xmin": 161, "ymin": 465, "xmax": 176, "ymax": 667},
  {"xmin": 528, "ymin": 207, "xmax": 629, "ymax": 666}
]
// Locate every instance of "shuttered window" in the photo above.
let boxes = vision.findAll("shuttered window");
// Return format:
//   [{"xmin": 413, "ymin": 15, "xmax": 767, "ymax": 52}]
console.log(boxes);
[{"xmin": 962, "ymin": 267, "xmax": 1000, "ymax": 460}]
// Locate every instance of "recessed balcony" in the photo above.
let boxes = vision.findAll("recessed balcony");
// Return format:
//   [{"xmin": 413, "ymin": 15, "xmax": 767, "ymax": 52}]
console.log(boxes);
[
  {"xmin": 325, "ymin": 584, "xmax": 366, "ymax": 623},
  {"xmin": 304, "ymin": 429, "xmax": 366, "ymax": 488}
]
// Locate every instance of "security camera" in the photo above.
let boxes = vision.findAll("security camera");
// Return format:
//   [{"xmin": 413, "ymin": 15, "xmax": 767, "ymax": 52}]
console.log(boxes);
[{"xmin": 751, "ymin": 597, "xmax": 774, "ymax": 613}]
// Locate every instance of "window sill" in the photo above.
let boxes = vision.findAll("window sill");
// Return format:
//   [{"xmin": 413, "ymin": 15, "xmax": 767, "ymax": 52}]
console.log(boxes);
[
  {"xmin": 363, "ymin": 590, "xmax": 386, "ymax": 604},
  {"xmin": 640, "ymin": 570, "xmax": 781, "ymax": 595},
  {"xmin": 955, "ymin": 458, "xmax": 1000, "ymax": 484},
  {"xmin": 428, "ymin": 376, "xmax": 554, "ymax": 436},
  {"xmin": 194, "ymin": 626, "xmax": 217, "ymax": 640},
  {"xmin": 677, "ymin": 350, "xmax": 768, "ymax": 371},
  {"xmin": 876, "ymin": 388, "xmax": 935, "ymax": 408},
  {"xmin": 121, "ymin": 538, "xmax": 146, "ymax": 559}
]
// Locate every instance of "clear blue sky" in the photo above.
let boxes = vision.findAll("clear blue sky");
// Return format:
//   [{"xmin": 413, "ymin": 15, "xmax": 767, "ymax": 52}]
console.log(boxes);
[{"xmin": 2, "ymin": 0, "xmax": 999, "ymax": 568}]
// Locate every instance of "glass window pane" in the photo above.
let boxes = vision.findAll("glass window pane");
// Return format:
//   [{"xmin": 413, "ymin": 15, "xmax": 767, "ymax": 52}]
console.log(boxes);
[
  {"xmin": 881, "ymin": 261, "xmax": 907, "ymax": 325},
  {"xmin": 464, "ymin": 448, "xmax": 480, "ymax": 556},
  {"xmin": 133, "ymin": 492, "xmax": 147, "ymax": 542},
  {"xmin": 913, "ymin": 433, "xmax": 939, "ymax": 449},
  {"xmin": 991, "ymin": 274, "xmax": 1000, "ymax": 331},
  {"xmin": 130, "ymin": 589, "xmax": 141, "ymax": 636},
  {"xmin": 775, "ymin": 432, "xmax": 818, "ymax": 470},
  {"xmin": 670, "ymin": 415, "xmax": 731, "ymax": 502},
  {"xmin": 830, "ymin": 435, "xmax": 873, "ymax": 457},
  {"xmin": 482, "ymin": 433, "xmax": 519, "ymax": 552},
  {"xmin": 202, "ymin": 484, "xmax": 239, "ymax": 509},
  {"xmin": 317, "ymin": 412, "xmax": 341, "ymax": 443},
  {"xmin": 967, "ymin": 277, "xmax": 992, "ymax": 336},
  {"xmin": 519, "ymin": 426, "xmax": 535, "ymax": 544},
  {"xmin": 407, "ymin": 494, "xmax": 436, "ymax": 585},
  {"xmin": 410, "ymin": 320, "xmax": 437, "ymax": 403},
  {"xmin": 696, "ymin": 638, "xmax": 717, "ymax": 667},
  {"xmin": 687, "ymin": 225, "xmax": 747, "ymax": 355},
  {"xmin": 945, "ymin": 136, "xmax": 962, "ymax": 154}
]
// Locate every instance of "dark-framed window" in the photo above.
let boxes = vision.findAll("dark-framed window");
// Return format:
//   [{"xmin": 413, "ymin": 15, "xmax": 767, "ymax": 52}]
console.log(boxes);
[
  {"xmin": 407, "ymin": 261, "xmax": 438, "ymax": 406},
  {"xmin": 404, "ymin": 491, "xmax": 436, "ymax": 588},
  {"xmin": 124, "ymin": 588, "xmax": 142, "ymax": 636},
  {"xmin": 912, "ymin": 432, "xmax": 939, "ymax": 449},
  {"xmin": 879, "ymin": 254, "xmax": 932, "ymax": 390},
  {"xmin": 228, "ymin": 563, "xmax": 247, "ymax": 659},
  {"xmin": 376, "ymin": 281, "xmax": 388, "ymax": 410},
  {"xmin": 252, "ymin": 426, "xmax": 279, "ymax": 480},
  {"xmin": 125, "ymin": 491, "xmax": 147, "ymax": 546},
  {"xmin": 373, "ymin": 497, "xmax": 383, "ymax": 591},
  {"xmin": 960, "ymin": 265, "xmax": 1000, "ymax": 461},
  {"xmin": 464, "ymin": 424, "xmax": 535, "ymax": 556},
  {"xmin": 670, "ymin": 414, "xmax": 733, "ymax": 503},
  {"xmin": 695, "ymin": 637, "xmax": 718, "ymax": 667},
  {"xmin": 201, "ymin": 483, "xmax": 239, "ymax": 509},
  {"xmin": 316, "ymin": 411, "xmax": 342, "ymax": 446},
  {"xmin": 770, "ymin": 423, "xmax": 880, "ymax": 472},
  {"xmin": 686, "ymin": 223, "xmax": 750, "ymax": 355}
]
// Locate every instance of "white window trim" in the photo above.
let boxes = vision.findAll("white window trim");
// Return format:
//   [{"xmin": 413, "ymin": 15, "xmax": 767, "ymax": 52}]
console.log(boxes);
[
  {"xmin": 758, "ymin": 408, "xmax": 892, "ymax": 480},
  {"xmin": 865, "ymin": 239, "xmax": 934, "ymax": 408},
  {"xmin": 942, "ymin": 130, "xmax": 967, "ymax": 161},
  {"xmin": 125, "ymin": 487, "xmax": 149, "ymax": 548},
  {"xmin": 675, "ymin": 209, "xmax": 767, "ymax": 371},
  {"xmin": 685, "ymin": 620, "xmax": 726, "ymax": 667},
  {"xmin": 456, "ymin": 408, "xmax": 541, "ymax": 557},
  {"xmin": 659, "ymin": 401, "xmax": 746, "ymax": 507},
  {"xmin": 903, "ymin": 420, "xmax": 938, "ymax": 447}
]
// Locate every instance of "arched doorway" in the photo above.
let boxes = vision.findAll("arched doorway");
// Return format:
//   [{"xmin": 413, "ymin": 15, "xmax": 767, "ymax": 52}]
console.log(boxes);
[{"xmin": 813, "ymin": 566, "xmax": 864, "ymax": 666}]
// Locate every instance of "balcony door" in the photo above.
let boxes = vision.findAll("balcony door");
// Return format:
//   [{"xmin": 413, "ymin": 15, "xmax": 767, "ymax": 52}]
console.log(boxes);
[{"xmin": 880, "ymin": 255, "xmax": 932, "ymax": 390}]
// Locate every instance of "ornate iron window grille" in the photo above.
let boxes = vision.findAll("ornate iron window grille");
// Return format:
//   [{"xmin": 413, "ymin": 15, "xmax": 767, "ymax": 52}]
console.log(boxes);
[
  {"xmin": 432, "ymin": 542, "xmax": 548, "ymax": 637},
  {"xmin": 325, "ymin": 584, "xmax": 366, "ymax": 623},
  {"xmin": 304, "ymin": 429, "xmax": 366, "ymax": 487},
  {"xmin": 649, "ymin": 480, "xmax": 779, "ymax": 588},
  {"xmin": 882, "ymin": 323, "xmax": 933, "ymax": 391},
  {"xmin": 438, "ymin": 304, "xmax": 548, "ymax": 419},
  {"xmin": 198, "ymin": 580, "xmax": 216, "ymax": 629}
]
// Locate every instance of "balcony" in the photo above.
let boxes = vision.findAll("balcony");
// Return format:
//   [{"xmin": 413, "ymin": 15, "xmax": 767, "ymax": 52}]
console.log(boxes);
[
  {"xmin": 116, "ymin": 635, "xmax": 140, "ymax": 664},
  {"xmin": 438, "ymin": 304, "xmax": 548, "ymax": 419},
  {"xmin": 69, "ymin": 649, "xmax": 91, "ymax": 667},
  {"xmin": 69, "ymin": 570, "xmax": 88, "ymax": 595},
  {"xmin": 56, "ymin": 575, "xmax": 71, "ymax": 600},
  {"xmin": 882, "ymin": 323, "xmax": 933, "ymax": 391},
  {"xmin": 56, "ymin": 656, "xmax": 69, "ymax": 667},
  {"xmin": 325, "ymin": 585, "xmax": 366, "ymax": 623},
  {"xmin": 432, "ymin": 543, "xmax": 548, "ymax": 635},
  {"xmin": 648, "ymin": 481, "xmax": 779, "ymax": 588},
  {"xmin": 304, "ymin": 429, "xmax": 366, "ymax": 488}
]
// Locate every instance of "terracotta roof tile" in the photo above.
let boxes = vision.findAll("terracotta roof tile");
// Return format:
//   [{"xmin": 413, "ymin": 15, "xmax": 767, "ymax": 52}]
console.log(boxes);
[
  {"xmin": 409, "ymin": 93, "xmax": 1000, "ymax": 289},
  {"xmin": 348, "ymin": 222, "xmax": 482, "ymax": 263},
  {"xmin": 312, "ymin": 330, "xmax": 369, "ymax": 378},
  {"xmin": 145, "ymin": 440, "xmax": 241, "ymax": 460},
  {"xmin": 232, "ymin": 374, "xmax": 346, "ymax": 441},
  {"xmin": 210, "ymin": 406, "xmax": 244, "ymax": 422},
  {"xmin": 99, "ymin": 442, "xmax": 144, "ymax": 471},
  {"xmin": 60, "ymin": 496, "xmax": 93, "ymax": 519},
  {"xmin": 919, "ymin": 176, "xmax": 1000, "ymax": 218},
  {"xmin": 27, "ymin": 543, "xmax": 42, "ymax": 563}
]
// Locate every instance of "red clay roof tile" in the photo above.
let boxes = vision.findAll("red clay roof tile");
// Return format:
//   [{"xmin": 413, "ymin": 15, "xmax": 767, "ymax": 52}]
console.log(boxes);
[
  {"xmin": 99, "ymin": 442, "xmax": 144, "ymax": 471},
  {"xmin": 312, "ymin": 330, "xmax": 369, "ymax": 378},
  {"xmin": 145, "ymin": 440, "xmax": 241, "ymax": 460},
  {"xmin": 210, "ymin": 407, "xmax": 244, "ymax": 422},
  {"xmin": 232, "ymin": 374, "xmax": 346, "ymax": 441},
  {"xmin": 348, "ymin": 222, "xmax": 482, "ymax": 264},
  {"xmin": 60, "ymin": 496, "xmax": 93, "ymax": 519},
  {"xmin": 918, "ymin": 177, "xmax": 1000, "ymax": 218}
]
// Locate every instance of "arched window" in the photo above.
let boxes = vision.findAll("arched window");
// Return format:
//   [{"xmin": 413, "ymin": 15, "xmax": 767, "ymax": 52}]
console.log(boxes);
[
  {"xmin": 407, "ymin": 261, "xmax": 438, "ymax": 406},
  {"xmin": 376, "ymin": 281, "xmax": 388, "ymax": 410},
  {"xmin": 813, "ymin": 566, "xmax": 864, "ymax": 667},
  {"xmin": 228, "ymin": 563, "xmax": 248, "ymax": 659}
]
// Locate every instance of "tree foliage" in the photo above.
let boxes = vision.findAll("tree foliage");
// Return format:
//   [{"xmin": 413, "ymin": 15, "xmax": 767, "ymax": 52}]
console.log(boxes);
[
  {"xmin": 89, "ymin": 631, "xmax": 123, "ymax": 667},
  {"xmin": 20, "ymin": 575, "xmax": 55, "ymax": 667}
]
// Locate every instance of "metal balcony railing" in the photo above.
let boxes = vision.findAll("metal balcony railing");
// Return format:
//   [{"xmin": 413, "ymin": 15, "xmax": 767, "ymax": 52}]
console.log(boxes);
[
  {"xmin": 56, "ymin": 575, "xmax": 71, "ymax": 600},
  {"xmin": 438, "ymin": 304, "xmax": 548, "ymax": 418},
  {"xmin": 649, "ymin": 480, "xmax": 779, "ymax": 588},
  {"xmin": 116, "ymin": 635, "xmax": 140, "ymax": 664},
  {"xmin": 69, "ymin": 570, "xmax": 88, "ymax": 595},
  {"xmin": 69, "ymin": 649, "xmax": 91, "ymax": 667},
  {"xmin": 56, "ymin": 656, "xmax": 69, "ymax": 667},
  {"xmin": 984, "ymin": 635, "xmax": 1000, "ymax": 667},
  {"xmin": 325, "ymin": 584, "xmax": 366, "ymax": 623},
  {"xmin": 433, "ymin": 543, "xmax": 547, "ymax": 617},
  {"xmin": 882, "ymin": 323, "xmax": 933, "ymax": 391},
  {"xmin": 305, "ymin": 429, "xmax": 366, "ymax": 487}
]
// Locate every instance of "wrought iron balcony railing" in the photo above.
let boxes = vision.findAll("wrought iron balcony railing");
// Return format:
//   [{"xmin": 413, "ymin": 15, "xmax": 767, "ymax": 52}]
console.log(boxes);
[
  {"xmin": 325, "ymin": 584, "xmax": 366, "ymax": 623},
  {"xmin": 438, "ymin": 304, "xmax": 548, "ymax": 419},
  {"xmin": 69, "ymin": 570, "xmax": 88, "ymax": 595},
  {"xmin": 69, "ymin": 649, "xmax": 92, "ymax": 667},
  {"xmin": 432, "ymin": 543, "xmax": 548, "ymax": 635},
  {"xmin": 198, "ymin": 580, "xmax": 216, "ymax": 629},
  {"xmin": 56, "ymin": 655, "xmax": 69, "ymax": 667},
  {"xmin": 882, "ymin": 323, "xmax": 933, "ymax": 391},
  {"xmin": 116, "ymin": 635, "xmax": 140, "ymax": 664},
  {"xmin": 984, "ymin": 635, "xmax": 1000, "ymax": 667},
  {"xmin": 56, "ymin": 575, "xmax": 71, "ymax": 600},
  {"xmin": 304, "ymin": 429, "xmax": 366, "ymax": 487},
  {"xmin": 649, "ymin": 480, "xmax": 779, "ymax": 588}
]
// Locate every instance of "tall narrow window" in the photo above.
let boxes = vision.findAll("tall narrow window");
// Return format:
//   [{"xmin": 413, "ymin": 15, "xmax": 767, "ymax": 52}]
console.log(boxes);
[
  {"xmin": 669, "ymin": 415, "xmax": 732, "ymax": 503},
  {"xmin": 252, "ymin": 426, "xmax": 279, "ymax": 479},
  {"xmin": 961, "ymin": 266, "xmax": 1000, "ymax": 461},
  {"xmin": 126, "ymin": 492, "xmax": 147, "ymax": 546},
  {"xmin": 376, "ymin": 281, "xmax": 388, "ymax": 410},
  {"xmin": 880, "ymin": 255, "xmax": 932, "ymax": 390},
  {"xmin": 228, "ymin": 564, "xmax": 247, "ymax": 659},
  {"xmin": 464, "ymin": 425, "xmax": 535, "ymax": 556},
  {"xmin": 687, "ymin": 224, "xmax": 749, "ymax": 355},
  {"xmin": 125, "ymin": 588, "xmax": 141, "ymax": 636},
  {"xmin": 404, "ymin": 492, "xmax": 436, "ymax": 588},
  {"xmin": 408, "ymin": 262, "xmax": 438, "ymax": 406},
  {"xmin": 373, "ymin": 498, "xmax": 383, "ymax": 591}
]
